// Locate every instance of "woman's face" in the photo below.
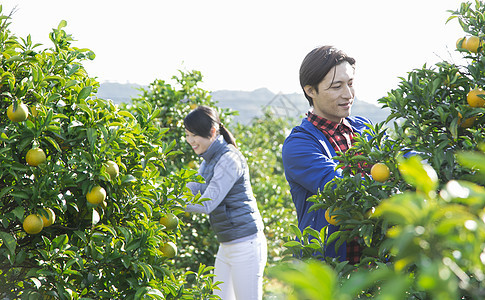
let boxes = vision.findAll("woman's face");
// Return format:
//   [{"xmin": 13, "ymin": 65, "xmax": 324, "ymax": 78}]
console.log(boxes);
[{"xmin": 185, "ymin": 129, "xmax": 216, "ymax": 155}]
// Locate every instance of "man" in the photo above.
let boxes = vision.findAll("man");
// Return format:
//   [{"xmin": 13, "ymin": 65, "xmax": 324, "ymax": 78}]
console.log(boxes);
[{"xmin": 282, "ymin": 45, "xmax": 371, "ymax": 263}]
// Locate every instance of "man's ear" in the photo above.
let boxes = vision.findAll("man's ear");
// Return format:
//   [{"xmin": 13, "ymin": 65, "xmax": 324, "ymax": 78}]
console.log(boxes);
[{"xmin": 304, "ymin": 85, "xmax": 315, "ymax": 98}]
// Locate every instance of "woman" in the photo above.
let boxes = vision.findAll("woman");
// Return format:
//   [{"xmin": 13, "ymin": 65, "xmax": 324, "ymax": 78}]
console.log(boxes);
[{"xmin": 184, "ymin": 105, "xmax": 267, "ymax": 300}]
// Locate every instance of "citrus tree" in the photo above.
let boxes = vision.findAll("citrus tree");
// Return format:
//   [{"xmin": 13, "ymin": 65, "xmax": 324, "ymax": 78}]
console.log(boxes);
[
  {"xmin": 123, "ymin": 70, "xmax": 239, "ymax": 278},
  {"xmin": 234, "ymin": 110, "xmax": 297, "ymax": 265},
  {"xmin": 279, "ymin": 0, "xmax": 485, "ymax": 298},
  {"xmin": 0, "ymin": 9, "xmax": 218, "ymax": 299},
  {"xmin": 272, "ymin": 147, "xmax": 485, "ymax": 299},
  {"xmin": 125, "ymin": 74, "xmax": 299, "ymax": 289}
]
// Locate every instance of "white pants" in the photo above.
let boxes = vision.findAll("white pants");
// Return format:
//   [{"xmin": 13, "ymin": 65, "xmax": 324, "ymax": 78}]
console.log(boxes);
[{"xmin": 213, "ymin": 232, "xmax": 267, "ymax": 300}]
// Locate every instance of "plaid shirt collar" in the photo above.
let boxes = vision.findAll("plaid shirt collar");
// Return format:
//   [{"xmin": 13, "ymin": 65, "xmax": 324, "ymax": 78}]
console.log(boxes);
[{"xmin": 307, "ymin": 110, "xmax": 353, "ymax": 135}]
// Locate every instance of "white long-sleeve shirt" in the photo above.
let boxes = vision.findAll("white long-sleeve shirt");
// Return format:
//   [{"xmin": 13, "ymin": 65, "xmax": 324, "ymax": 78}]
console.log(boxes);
[{"xmin": 185, "ymin": 150, "xmax": 244, "ymax": 214}]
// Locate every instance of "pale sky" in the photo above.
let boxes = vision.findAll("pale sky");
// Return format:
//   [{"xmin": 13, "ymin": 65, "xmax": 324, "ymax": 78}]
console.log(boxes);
[{"xmin": 2, "ymin": 0, "xmax": 468, "ymax": 104}]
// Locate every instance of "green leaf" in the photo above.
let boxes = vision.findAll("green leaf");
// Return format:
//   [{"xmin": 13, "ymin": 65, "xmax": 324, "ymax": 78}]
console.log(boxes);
[
  {"xmin": 303, "ymin": 227, "xmax": 320, "ymax": 239},
  {"xmin": 0, "ymin": 186, "xmax": 13, "ymax": 200},
  {"xmin": 43, "ymin": 75, "xmax": 66, "ymax": 85},
  {"xmin": 78, "ymin": 86, "xmax": 93, "ymax": 101},
  {"xmin": 96, "ymin": 224, "xmax": 117, "ymax": 237},
  {"xmin": 283, "ymin": 241, "xmax": 302, "ymax": 248},
  {"xmin": 269, "ymin": 260, "xmax": 336, "ymax": 300},
  {"xmin": 290, "ymin": 224, "xmax": 302, "ymax": 240},
  {"xmin": 457, "ymin": 151, "xmax": 485, "ymax": 174},
  {"xmin": 0, "ymin": 232, "xmax": 16, "ymax": 256},
  {"xmin": 52, "ymin": 234, "xmax": 69, "ymax": 249},
  {"xmin": 10, "ymin": 191, "xmax": 29, "ymax": 200},
  {"xmin": 58, "ymin": 20, "xmax": 67, "ymax": 29},
  {"xmin": 125, "ymin": 239, "xmax": 141, "ymax": 252},
  {"xmin": 44, "ymin": 136, "xmax": 61, "ymax": 152},
  {"xmin": 121, "ymin": 174, "xmax": 137, "ymax": 185},
  {"xmin": 326, "ymin": 230, "xmax": 341, "ymax": 246},
  {"xmin": 74, "ymin": 231, "xmax": 87, "ymax": 243},
  {"xmin": 118, "ymin": 110, "xmax": 135, "ymax": 119},
  {"xmin": 374, "ymin": 193, "xmax": 420, "ymax": 225},
  {"xmin": 398, "ymin": 155, "xmax": 438, "ymax": 196}
]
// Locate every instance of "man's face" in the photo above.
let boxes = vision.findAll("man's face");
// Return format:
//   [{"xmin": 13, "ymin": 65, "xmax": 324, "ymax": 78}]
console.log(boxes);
[{"xmin": 305, "ymin": 62, "xmax": 355, "ymax": 123}]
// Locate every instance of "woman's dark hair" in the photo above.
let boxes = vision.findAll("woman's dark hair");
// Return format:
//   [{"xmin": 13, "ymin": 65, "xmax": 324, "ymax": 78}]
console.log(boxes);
[
  {"xmin": 184, "ymin": 105, "xmax": 237, "ymax": 147},
  {"xmin": 299, "ymin": 45, "xmax": 356, "ymax": 106}
]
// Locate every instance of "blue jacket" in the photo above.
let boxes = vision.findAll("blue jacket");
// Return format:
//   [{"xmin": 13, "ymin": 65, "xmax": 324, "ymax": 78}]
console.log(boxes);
[{"xmin": 282, "ymin": 116, "xmax": 371, "ymax": 260}]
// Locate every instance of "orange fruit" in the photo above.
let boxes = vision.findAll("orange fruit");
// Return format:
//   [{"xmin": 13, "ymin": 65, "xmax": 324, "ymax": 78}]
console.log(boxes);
[
  {"xmin": 189, "ymin": 104, "xmax": 198, "ymax": 110},
  {"xmin": 26, "ymin": 148, "xmax": 47, "ymax": 166},
  {"xmin": 40, "ymin": 208, "xmax": 56, "ymax": 227},
  {"xmin": 160, "ymin": 213, "xmax": 179, "ymax": 231},
  {"xmin": 105, "ymin": 160, "xmax": 119, "ymax": 179},
  {"xmin": 467, "ymin": 89, "xmax": 485, "ymax": 108},
  {"xmin": 86, "ymin": 186, "xmax": 106, "ymax": 205},
  {"xmin": 458, "ymin": 112, "xmax": 476, "ymax": 128},
  {"xmin": 23, "ymin": 214, "xmax": 44, "ymax": 234},
  {"xmin": 7, "ymin": 102, "xmax": 29, "ymax": 122},
  {"xmin": 160, "ymin": 241, "xmax": 177, "ymax": 258},
  {"xmin": 456, "ymin": 37, "xmax": 467, "ymax": 49},
  {"xmin": 371, "ymin": 163, "xmax": 390, "ymax": 182},
  {"xmin": 325, "ymin": 208, "xmax": 339, "ymax": 225},
  {"xmin": 464, "ymin": 36, "xmax": 482, "ymax": 53}
]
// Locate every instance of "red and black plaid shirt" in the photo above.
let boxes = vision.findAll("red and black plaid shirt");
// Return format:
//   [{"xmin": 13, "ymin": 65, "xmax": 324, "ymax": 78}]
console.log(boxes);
[{"xmin": 307, "ymin": 111, "xmax": 362, "ymax": 264}]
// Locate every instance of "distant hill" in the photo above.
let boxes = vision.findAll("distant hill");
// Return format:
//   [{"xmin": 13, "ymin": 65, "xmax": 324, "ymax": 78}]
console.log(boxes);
[
  {"xmin": 96, "ymin": 82, "xmax": 390, "ymax": 125},
  {"xmin": 97, "ymin": 82, "xmax": 146, "ymax": 104}
]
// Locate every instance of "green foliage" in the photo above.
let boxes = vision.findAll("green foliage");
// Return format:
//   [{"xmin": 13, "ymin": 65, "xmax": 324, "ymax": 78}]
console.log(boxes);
[
  {"xmin": 0, "ymin": 9, "xmax": 215, "ymax": 299},
  {"xmin": 234, "ymin": 110, "xmax": 297, "ymax": 264},
  {"xmin": 123, "ymin": 68, "xmax": 238, "ymax": 280},
  {"xmin": 129, "ymin": 77, "xmax": 298, "ymax": 284},
  {"xmin": 278, "ymin": 1, "xmax": 485, "ymax": 299},
  {"xmin": 276, "ymin": 150, "xmax": 485, "ymax": 299},
  {"xmin": 122, "ymin": 70, "xmax": 236, "ymax": 175},
  {"xmin": 268, "ymin": 260, "xmax": 338, "ymax": 300}
]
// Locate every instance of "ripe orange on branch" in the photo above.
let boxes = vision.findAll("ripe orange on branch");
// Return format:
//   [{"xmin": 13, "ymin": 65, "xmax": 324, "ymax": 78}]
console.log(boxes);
[
  {"xmin": 105, "ymin": 160, "xmax": 119, "ymax": 179},
  {"xmin": 40, "ymin": 208, "xmax": 56, "ymax": 227},
  {"xmin": 160, "ymin": 213, "xmax": 179, "ymax": 231},
  {"xmin": 467, "ymin": 88, "xmax": 485, "ymax": 108},
  {"xmin": 456, "ymin": 37, "xmax": 467, "ymax": 49},
  {"xmin": 23, "ymin": 214, "xmax": 44, "ymax": 234},
  {"xmin": 464, "ymin": 35, "xmax": 482, "ymax": 53},
  {"xmin": 458, "ymin": 112, "xmax": 476, "ymax": 128},
  {"xmin": 86, "ymin": 186, "xmax": 107, "ymax": 205},
  {"xmin": 26, "ymin": 148, "xmax": 46, "ymax": 166},
  {"xmin": 371, "ymin": 163, "xmax": 390, "ymax": 182},
  {"xmin": 160, "ymin": 241, "xmax": 178, "ymax": 258},
  {"xmin": 325, "ymin": 208, "xmax": 339, "ymax": 225},
  {"xmin": 7, "ymin": 102, "xmax": 29, "ymax": 122}
]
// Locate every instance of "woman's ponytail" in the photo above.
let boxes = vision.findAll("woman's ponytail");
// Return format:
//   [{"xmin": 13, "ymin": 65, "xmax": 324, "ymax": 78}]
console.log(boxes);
[{"xmin": 219, "ymin": 123, "xmax": 237, "ymax": 148}]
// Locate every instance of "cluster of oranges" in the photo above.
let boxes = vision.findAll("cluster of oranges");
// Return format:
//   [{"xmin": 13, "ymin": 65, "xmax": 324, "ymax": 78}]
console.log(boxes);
[
  {"xmin": 456, "ymin": 35, "xmax": 482, "ymax": 53},
  {"xmin": 159, "ymin": 213, "xmax": 179, "ymax": 257},
  {"xmin": 7, "ymin": 101, "xmax": 119, "ymax": 234},
  {"xmin": 456, "ymin": 35, "xmax": 485, "ymax": 128},
  {"xmin": 22, "ymin": 208, "xmax": 56, "ymax": 234},
  {"xmin": 460, "ymin": 88, "xmax": 485, "ymax": 128}
]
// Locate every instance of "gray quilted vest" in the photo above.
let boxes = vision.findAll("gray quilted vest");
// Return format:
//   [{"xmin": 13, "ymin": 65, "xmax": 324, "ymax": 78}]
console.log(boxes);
[{"xmin": 199, "ymin": 136, "xmax": 262, "ymax": 243}]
